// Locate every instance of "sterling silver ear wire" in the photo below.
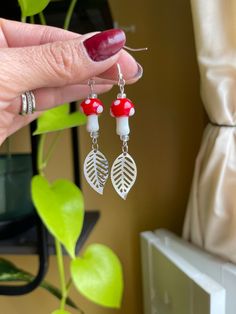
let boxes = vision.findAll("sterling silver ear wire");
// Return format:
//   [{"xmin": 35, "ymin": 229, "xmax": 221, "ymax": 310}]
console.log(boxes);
[
  {"xmin": 124, "ymin": 46, "xmax": 148, "ymax": 52},
  {"xmin": 80, "ymin": 79, "xmax": 109, "ymax": 195},
  {"xmin": 110, "ymin": 64, "xmax": 137, "ymax": 200}
]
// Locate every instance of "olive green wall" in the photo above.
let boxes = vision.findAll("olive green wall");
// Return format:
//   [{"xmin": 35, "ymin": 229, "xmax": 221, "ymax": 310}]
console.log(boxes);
[{"xmin": 0, "ymin": 0, "xmax": 205, "ymax": 313}]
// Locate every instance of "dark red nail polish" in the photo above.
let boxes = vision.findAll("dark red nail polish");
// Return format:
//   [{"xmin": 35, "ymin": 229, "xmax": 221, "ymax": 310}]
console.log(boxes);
[{"xmin": 83, "ymin": 29, "xmax": 126, "ymax": 62}]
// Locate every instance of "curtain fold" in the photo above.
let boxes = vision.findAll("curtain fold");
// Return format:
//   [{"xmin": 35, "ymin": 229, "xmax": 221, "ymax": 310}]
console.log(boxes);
[{"xmin": 183, "ymin": 0, "xmax": 236, "ymax": 262}]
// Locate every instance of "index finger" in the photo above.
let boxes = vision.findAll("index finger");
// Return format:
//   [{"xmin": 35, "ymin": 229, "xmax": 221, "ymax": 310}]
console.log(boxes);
[
  {"xmin": 0, "ymin": 19, "xmax": 140, "ymax": 83},
  {"xmin": 0, "ymin": 18, "xmax": 80, "ymax": 47}
]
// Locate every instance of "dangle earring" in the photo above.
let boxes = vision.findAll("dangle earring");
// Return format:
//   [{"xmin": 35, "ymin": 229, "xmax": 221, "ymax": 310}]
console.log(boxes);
[
  {"xmin": 80, "ymin": 79, "xmax": 109, "ymax": 195},
  {"xmin": 110, "ymin": 64, "xmax": 137, "ymax": 200}
]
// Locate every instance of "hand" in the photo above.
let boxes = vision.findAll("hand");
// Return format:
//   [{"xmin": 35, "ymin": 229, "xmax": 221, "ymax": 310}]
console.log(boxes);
[{"xmin": 0, "ymin": 19, "xmax": 140, "ymax": 145}]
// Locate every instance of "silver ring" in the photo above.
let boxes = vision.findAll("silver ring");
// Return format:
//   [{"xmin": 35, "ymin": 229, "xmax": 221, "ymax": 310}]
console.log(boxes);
[{"xmin": 20, "ymin": 91, "xmax": 36, "ymax": 115}]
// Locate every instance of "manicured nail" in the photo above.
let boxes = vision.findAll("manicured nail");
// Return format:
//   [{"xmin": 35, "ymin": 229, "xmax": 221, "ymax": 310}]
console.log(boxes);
[
  {"xmin": 122, "ymin": 63, "xmax": 143, "ymax": 84},
  {"xmin": 133, "ymin": 63, "xmax": 143, "ymax": 79},
  {"xmin": 83, "ymin": 29, "xmax": 126, "ymax": 62}
]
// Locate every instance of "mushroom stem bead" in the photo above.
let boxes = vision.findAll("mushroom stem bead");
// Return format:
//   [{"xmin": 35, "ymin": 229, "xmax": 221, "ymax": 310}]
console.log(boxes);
[
  {"xmin": 87, "ymin": 114, "xmax": 99, "ymax": 133},
  {"xmin": 116, "ymin": 116, "xmax": 130, "ymax": 137}
]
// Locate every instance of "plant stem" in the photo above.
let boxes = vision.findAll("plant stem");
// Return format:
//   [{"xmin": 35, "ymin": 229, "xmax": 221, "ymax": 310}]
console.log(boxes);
[
  {"xmin": 61, "ymin": 280, "xmax": 73, "ymax": 310},
  {"xmin": 30, "ymin": 15, "xmax": 35, "ymax": 24},
  {"xmin": 55, "ymin": 239, "xmax": 67, "ymax": 310},
  {"xmin": 21, "ymin": 16, "xmax": 26, "ymax": 23},
  {"xmin": 64, "ymin": 0, "xmax": 78, "ymax": 30},
  {"xmin": 66, "ymin": 278, "xmax": 72, "ymax": 291},
  {"xmin": 37, "ymin": 134, "xmax": 46, "ymax": 175},
  {"xmin": 39, "ymin": 12, "xmax": 47, "ymax": 25},
  {"xmin": 65, "ymin": 279, "xmax": 73, "ymax": 307},
  {"xmin": 44, "ymin": 132, "xmax": 61, "ymax": 167}
]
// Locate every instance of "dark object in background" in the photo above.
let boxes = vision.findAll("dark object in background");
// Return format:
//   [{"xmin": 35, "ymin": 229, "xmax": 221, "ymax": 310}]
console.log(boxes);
[
  {"xmin": 1, "ymin": 0, "xmax": 114, "ymax": 33},
  {"xmin": 0, "ymin": 0, "xmax": 113, "ymax": 296},
  {"xmin": 0, "ymin": 154, "xmax": 33, "ymax": 222}
]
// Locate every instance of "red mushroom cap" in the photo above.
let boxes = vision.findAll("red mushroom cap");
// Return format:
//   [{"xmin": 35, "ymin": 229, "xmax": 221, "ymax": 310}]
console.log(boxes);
[
  {"xmin": 110, "ymin": 98, "xmax": 135, "ymax": 118},
  {"xmin": 80, "ymin": 98, "xmax": 104, "ymax": 116}
]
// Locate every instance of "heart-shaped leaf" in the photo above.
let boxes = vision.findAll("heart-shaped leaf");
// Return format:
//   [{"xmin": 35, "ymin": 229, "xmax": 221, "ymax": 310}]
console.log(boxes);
[
  {"xmin": 18, "ymin": 0, "xmax": 50, "ymax": 17},
  {"xmin": 51, "ymin": 310, "xmax": 72, "ymax": 314},
  {"xmin": 34, "ymin": 104, "xmax": 86, "ymax": 135},
  {"xmin": 0, "ymin": 258, "xmax": 79, "ymax": 310},
  {"xmin": 71, "ymin": 244, "xmax": 123, "ymax": 308},
  {"xmin": 31, "ymin": 175, "xmax": 84, "ymax": 258}
]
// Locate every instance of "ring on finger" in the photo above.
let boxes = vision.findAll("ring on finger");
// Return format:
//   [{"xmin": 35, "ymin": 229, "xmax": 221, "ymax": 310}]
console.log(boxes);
[{"xmin": 20, "ymin": 91, "xmax": 36, "ymax": 115}]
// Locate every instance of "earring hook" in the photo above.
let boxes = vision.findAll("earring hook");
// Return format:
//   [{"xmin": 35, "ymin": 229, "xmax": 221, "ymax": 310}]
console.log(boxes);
[
  {"xmin": 124, "ymin": 46, "xmax": 148, "ymax": 52},
  {"xmin": 117, "ymin": 63, "xmax": 123, "ymax": 81},
  {"xmin": 88, "ymin": 78, "xmax": 96, "ymax": 98},
  {"xmin": 116, "ymin": 45, "xmax": 147, "ymax": 90},
  {"xmin": 117, "ymin": 63, "xmax": 126, "ymax": 98}
]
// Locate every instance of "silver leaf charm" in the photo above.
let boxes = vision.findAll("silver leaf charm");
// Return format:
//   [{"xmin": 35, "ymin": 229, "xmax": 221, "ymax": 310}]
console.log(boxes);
[
  {"xmin": 83, "ymin": 150, "xmax": 109, "ymax": 195},
  {"xmin": 111, "ymin": 153, "xmax": 137, "ymax": 200}
]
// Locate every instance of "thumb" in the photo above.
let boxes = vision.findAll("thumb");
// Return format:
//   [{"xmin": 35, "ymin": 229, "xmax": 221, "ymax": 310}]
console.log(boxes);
[{"xmin": 0, "ymin": 29, "xmax": 126, "ymax": 96}]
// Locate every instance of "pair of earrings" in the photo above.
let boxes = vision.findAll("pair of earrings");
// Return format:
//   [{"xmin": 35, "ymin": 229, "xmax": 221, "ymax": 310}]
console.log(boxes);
[{"xmin": 80, "ymin": 64, "xmax": 137, "ymax": 200}]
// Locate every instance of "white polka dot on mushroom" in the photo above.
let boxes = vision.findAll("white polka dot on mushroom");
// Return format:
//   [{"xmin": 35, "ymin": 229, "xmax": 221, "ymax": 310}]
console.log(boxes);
[
  {"xmin": 97, "ymin": 105, "xmax": 103, "ymax": 114},
  {"xmin": 85, "ymin": 99, "xmax": 91, "ymax": 104},
  {"xmin": 125, "ymin": 101, "xmax": 131, "ymax": 108},
  {"xmin": 129, "ymin": 108, "xmax": 135, "ymax": 116},
  {"xmin": 114, "ymin": 100, "xmax": 120, "ymax": 105}
]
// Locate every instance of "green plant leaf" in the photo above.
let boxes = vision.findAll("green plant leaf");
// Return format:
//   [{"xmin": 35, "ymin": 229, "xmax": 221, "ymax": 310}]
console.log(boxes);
[
  {"xmin": 34, "ymin": 104, "xmax": 86, "ymax": 135},
  {"xmin": 31, "ymin": 175, "xmax": 84, "ymax": 258},
  {"xmin": 0, "ymin": 258, "xmax": 78, "ymax": 310},
  {"xmin": 71, "ymin": 244, "xmax": 123, "ymax": 308},
  {"xmin": 51, "ymin": 310, "xmax": 72, "ymax": 314},
  {"xmin": 18, "ymin": 0, "xmax": 50, "ymax": 17}
]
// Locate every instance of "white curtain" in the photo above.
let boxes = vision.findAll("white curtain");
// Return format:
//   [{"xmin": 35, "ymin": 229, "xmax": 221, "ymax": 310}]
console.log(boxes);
[{"xmin": 183, "ymin": 0, "xmax": 236, "ymax": 263}]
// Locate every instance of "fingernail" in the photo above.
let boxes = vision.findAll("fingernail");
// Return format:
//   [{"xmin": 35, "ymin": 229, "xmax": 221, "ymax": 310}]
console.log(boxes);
[
  {"xmin": 83, "ymin": 29, "xmax": 126, "ymax": 62},
  {"xmin": 124, "ymin": 63, "xmax": 143, "ymax": 84},
  {"xmin": 134, "ymin": 63, "xmax": 143, "ymax": 79}
]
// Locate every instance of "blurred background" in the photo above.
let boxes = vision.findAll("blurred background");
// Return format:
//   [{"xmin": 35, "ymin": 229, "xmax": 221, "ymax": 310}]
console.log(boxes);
[{"xmin": 0, "ymin": 0, "xmax": 205, "ymax": 313}]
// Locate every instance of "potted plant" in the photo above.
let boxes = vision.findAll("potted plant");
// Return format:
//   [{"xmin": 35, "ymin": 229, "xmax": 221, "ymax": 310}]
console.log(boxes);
[{"xmin": 0, "ymin": 1, "xmax": 124, "ymax": 313}]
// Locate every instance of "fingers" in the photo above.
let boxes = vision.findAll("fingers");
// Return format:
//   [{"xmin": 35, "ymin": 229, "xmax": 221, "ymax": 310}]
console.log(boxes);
[
  {"xmin": 79, "ymin": 62, "xmax": 143, "ymax": 87},
  {"xmin": 0, "ymin": 30, "xmax": 137, "ymax": 99},
  {"xmin": 95, "ymin": 60, "xmax": 143, "ymax": 84},
  {"xmin": 7, "ymin": 84, "xmax": 113, "ymax": 114},
  {"xmin": 0, "ymin": 19, "xmax": 141, "ymax": 97},
  {"xmin": 0, "ymin": 18, "xmax": 79, "ymax": 47}
]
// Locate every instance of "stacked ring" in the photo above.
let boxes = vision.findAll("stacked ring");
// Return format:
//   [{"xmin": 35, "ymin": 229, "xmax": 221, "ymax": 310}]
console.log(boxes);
[{"xmin": 20, "ymin": 91, "xmax": 36, "ymax": 115}]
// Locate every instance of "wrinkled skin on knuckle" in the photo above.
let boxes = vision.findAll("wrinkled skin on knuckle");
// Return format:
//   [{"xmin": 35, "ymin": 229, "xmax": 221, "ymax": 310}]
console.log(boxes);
[
  {"xmin": 43, "ymin": 41, "xmax": 79, "ymax": 83},
  {"xmin": 39, "ymin": 27, "xmax": 60, "ymax": 45},
  {"xmin": 0, "ymin": 49, "xmax": 27, "ymax": 98}
]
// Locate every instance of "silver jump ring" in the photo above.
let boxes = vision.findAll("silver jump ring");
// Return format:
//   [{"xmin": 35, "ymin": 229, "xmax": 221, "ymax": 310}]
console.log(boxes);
[
  {"xmin": 122, "ymin": 141, "xmax": 129, "ymax": 155},
  {"xmin": 20, "ymin": 91, "xmax": 36, "ymax": 115},
  {"xmin": 117, "ymin": 63, "xmax": 126, "ymax": 98}
]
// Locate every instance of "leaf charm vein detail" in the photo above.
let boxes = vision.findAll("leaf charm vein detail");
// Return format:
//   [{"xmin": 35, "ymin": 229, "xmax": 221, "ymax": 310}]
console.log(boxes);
[
  {"xmin": 111, "ymin": 153, "xmax": 137, "ymax": 200},
  {"xmin": 83, "ymin": 150, "xmax": 109, "ymax": 195}
]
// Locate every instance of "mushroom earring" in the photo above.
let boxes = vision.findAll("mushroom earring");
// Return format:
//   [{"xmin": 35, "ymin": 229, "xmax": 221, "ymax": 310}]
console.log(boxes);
[
  {"xmin": 110, "ymin": 64, "xmax": 137, "ymax": 200},
  {"xmin": 80, "ymin": 79, "xmax": 109, "ymax": 194}
]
